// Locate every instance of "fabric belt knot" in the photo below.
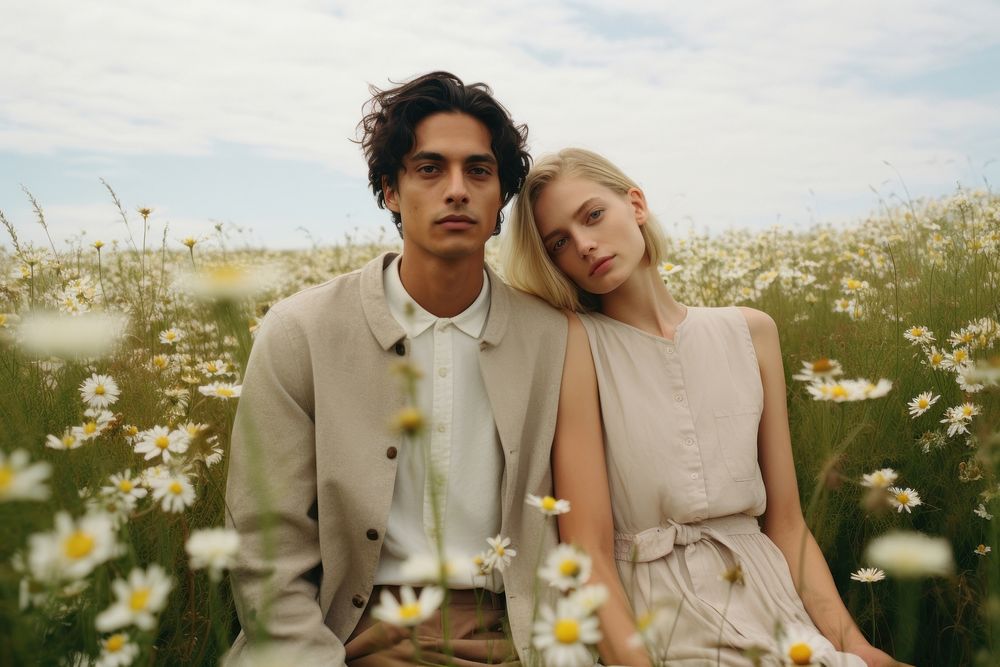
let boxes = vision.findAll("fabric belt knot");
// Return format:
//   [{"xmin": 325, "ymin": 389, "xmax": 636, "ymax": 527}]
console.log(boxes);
[{"xmin": 613, "ymin": 514, "xmax": 761, "ymax": 566}]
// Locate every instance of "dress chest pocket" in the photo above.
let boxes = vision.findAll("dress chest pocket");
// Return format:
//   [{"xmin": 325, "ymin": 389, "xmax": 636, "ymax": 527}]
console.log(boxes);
[{"xmin": 713, "ymin": 405, "xmax": 761, "ymax": 482}]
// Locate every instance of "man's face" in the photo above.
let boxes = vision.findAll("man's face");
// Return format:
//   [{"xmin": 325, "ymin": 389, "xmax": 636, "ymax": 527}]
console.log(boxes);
[{"xmin": 385, "ymin": 112, "xmax": 502, "ymax": 262}]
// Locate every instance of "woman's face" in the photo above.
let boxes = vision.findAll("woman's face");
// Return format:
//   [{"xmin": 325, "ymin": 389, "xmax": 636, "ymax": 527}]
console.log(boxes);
[{"xmin": 533, "ymin": 175, "xmax": 649, "ymax": 295}]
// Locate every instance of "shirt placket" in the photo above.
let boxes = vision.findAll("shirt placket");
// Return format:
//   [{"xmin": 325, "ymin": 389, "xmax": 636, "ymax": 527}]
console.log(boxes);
[
  {"xmin": 664, "ymin": 335, "xmax": 709, "ymax": 522},
  {"xmin": 424, "ymin": 319, "xmax": 453, "ymax": 541}
]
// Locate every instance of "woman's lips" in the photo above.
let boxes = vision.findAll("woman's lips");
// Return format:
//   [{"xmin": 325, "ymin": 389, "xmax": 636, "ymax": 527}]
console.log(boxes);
[{"xmin": 589, "ymin": 256, "xmax": 614, "ymax": 276}]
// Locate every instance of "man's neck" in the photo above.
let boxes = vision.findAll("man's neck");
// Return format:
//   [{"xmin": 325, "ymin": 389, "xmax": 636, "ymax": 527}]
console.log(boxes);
[{"xmin": 397, "ymin": 250, "xmax": 486, "ymax": 318}]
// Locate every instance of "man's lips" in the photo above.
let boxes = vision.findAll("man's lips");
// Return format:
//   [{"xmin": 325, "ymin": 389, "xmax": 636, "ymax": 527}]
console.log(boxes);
[
  {"xmin": 436, "ymin": 215, "xmax": 476, "ymax": 225},
  {"xmin": 589, "ymin": 256, "xmax": 614, "ymax": 276}
]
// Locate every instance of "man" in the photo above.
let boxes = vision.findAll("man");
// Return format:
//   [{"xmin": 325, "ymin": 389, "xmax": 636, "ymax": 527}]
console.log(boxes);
[{"xmin": 225, "ymin": 71, "xmax": 567, "ymax": 666}]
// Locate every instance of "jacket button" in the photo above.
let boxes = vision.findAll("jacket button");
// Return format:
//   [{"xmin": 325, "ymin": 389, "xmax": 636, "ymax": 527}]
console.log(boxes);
[
  {"xmin": 386, "ymin": 446, "xmax": 398, "ymax": 459},
  {"xmin": 352, "ymin": 594, "xmax": 365, "ymax": 608},
  {"xmin": 366, "ymin": 528, "xmax": 379, "ymax": 541},
  {"xmin": 394, "ymin": 342, "xmax": 406, "ymax": 356}
]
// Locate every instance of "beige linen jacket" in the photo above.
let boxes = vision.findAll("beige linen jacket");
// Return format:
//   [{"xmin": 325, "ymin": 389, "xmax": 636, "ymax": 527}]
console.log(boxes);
[{"xmin": 225, "ymin": 252, "xmax": 567, "ymax": 666}]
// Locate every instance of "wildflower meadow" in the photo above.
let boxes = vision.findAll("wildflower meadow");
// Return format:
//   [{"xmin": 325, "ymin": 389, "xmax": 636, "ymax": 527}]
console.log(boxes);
[{"xmin": 0, "ymin": 185, "xmax": 998, "ymax": 666}]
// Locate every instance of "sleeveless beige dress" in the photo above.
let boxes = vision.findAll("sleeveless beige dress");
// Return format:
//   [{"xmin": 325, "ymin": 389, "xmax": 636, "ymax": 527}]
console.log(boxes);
[{"xmin": 579, "ymin": 308, "xmax": 865, "ymax": 666}]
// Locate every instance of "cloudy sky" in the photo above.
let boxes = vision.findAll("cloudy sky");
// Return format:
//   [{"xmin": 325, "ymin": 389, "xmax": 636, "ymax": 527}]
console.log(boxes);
[{"xmin": 1, "ymin": 0, "xmax": 998, "ymax": 250}]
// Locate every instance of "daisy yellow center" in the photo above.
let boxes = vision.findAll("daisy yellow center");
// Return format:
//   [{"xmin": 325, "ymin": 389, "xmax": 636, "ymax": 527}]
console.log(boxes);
[
  {"xmin": 872, "ymin": 473, "xmax": 886, "ymax": 485},
  {"xmin": 954, "ymin": 350, "xmax": 968, "ymax": 363},
  {"xmin": 153, "ymin": 356, "xmax": 168, "ymax": 369},
  {"xmin": 130, "ymin": 587, "xmax": 151, "ymax": 611},
  {"xmin": 846, "ymin": 279, "xmax": 862, "ymax": 289},
  {"xmin": 909, "ymin": 327, "xmax": 924, "ymax": 337},
  {"xmin": 541, "ymin": 496, "xmax": 558, "ymax": 511},
  {"xmin": 155, "ymin": 436, "xmax": 170, "ymax": 450},
  {"xmin": 495, "ymin": 545, "xmax": 505, "ymax": 556},
  {"xmin": 811, "ymin": 358, "xmax": 833, "ymax": 373},
  {"xmin": 558, "ymin": 559, "xmax": 580, "ymax": 577},
  {"xmin": 215, "ymin": 387, "xmax": 235, "ymax": 397},
  {"xmin": 918, "ymin": 398, "xmax": 929, "ymax": 408},
  {"xmin": 931, "ymin": 353, "xmax": 943, "ymax": 365},
  {"xmin": 207, "ymin": 363, "xmax": 218, "ymax": 372},
  {"xmin": 663, "ymin": 263, "xmax": 674, "ymax": 270},
  {"xmin": 553, "ymin": 618, "xmax": 580, "ymax": 644},
  {"xmin": 94, "ymin": 385, "xmax": 106, "ymax": 395},
  {"xmin": 0, "ymin": 465, "xmax": 13, "ymax": 490},
  {"xmin": 84, "ymin": 422, "xmax": 98, "ymax": 435},
  {"xmin": 118, "ymin": 479, "xmax": 134, "ymax": 492},
  {"xmin": 63, "ymin": 434, "xmax": 76, "ymax": 447},
  {"xmin": 398, "ymin": 602, "xmax": 421, "ymax": 620},
  {"xmin": 64, "ymin": 531, "xmax": 95, "ymax": 559},
  {"xmin": 126, "ymin": 426, "xmax": 138, "ymax": 436},
  {"xmin": 106, "ymin": 634, "xmax": 126, "ymax": 652},
  {"xmin": 962, "ymin": 406, "xmax": 973, "ymax": 417},
  {"xmin": 896, "ymin": 491, "xmax": 910, "ymax": 505},
  {"xmin": 395, "ymin": 407, "xmax": 423, "ymax": 431},
  {"xmin": 977, "ymin": 544, "xmax": 987, "ymax": 553},
  {"xmin": 169, "ymin": 481, "xmax": 183, "ymax": 495},
  {"xmin": 788, "ymin": 642, "xmax": 813, "ymax": 664},
  {"xmin": 831, "ymin": 385, "xmax": 848, "ymax": 398},
  {"xmin": 165, "ymin": 332, "xmax": 176, "ymax": 340}
]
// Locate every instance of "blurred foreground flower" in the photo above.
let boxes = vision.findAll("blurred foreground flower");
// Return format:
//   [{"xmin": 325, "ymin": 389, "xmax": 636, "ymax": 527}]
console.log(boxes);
[
  {"xmin": 539, "ymin": 544, "xmax": 592, "ymax": 591},
  {"xmin": 865, "ymin": 531, "xmax": 954, "ymax": 578},
  {"xmin": 526, "ymin": 493, "xmax": 571, "ymax": 516},
  {"xmin": 198, "ymin": 382, "xmax": 242, "ymax": 399},
  {"xmin": 186, "ymin": 527, "xmax": 240, "ymax": 582},
  {"xmin": 28, "ymin": 511, "xmax": 121, "ymax": 583},
  {"xmin": 860, "ymin": 468, "xmax": 898, "ymax": 489},
  {"xmin": 0, "ymin": 449, "xmax": 51, "ymax": 502},
  {"xmin": 371, "ymin": 585, "xmax": 443, "ymax": 627},
  {"xmin": 174, "ymin": 263, "xmax": 279, "ymax": 302},
  {"xmin": 96, "ymin": 632, "xmax": 139, "ymax": 667},
  {"xmin": 532, "ymin": 597, "xmax": 601, "ymax": 667},
  {"xmin": 95, "ymin": 564, "xmax": 173, "ymax": 632},
  {"xmin": 15, "ymin": 311, "xmax": 127, "ymax": 359}
]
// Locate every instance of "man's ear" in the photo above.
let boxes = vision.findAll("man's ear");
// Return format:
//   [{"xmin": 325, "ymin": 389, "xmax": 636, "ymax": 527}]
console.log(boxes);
[
  {"xmin": 628, "ymin": 187, "xmax": 649, "ymax": 226},
  {"xmin": 383, "ymin": 175, "xmax": 400, "ymax": 213}
]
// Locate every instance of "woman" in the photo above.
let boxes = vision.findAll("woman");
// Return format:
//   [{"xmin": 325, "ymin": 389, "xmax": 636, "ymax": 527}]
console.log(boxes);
[{"xmin": 501, "ymin": 149, "xmax": 899, "ymax": 666}]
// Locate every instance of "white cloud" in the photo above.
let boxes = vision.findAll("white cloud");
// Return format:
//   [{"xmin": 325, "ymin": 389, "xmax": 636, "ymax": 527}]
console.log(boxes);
[{"xmin": 1, "ymin": 0, "xmax": 998, "ymax": 238}]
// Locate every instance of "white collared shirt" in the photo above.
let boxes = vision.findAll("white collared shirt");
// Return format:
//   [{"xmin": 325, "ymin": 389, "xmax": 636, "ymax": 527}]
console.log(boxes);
[{"xmin": 375, "ymin": 255, "xmax": 504, "ymax": 590}]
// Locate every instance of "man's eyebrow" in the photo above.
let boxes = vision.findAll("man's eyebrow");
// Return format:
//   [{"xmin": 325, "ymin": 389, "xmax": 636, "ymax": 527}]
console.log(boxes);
[{"xmin": 406, "ymin": 151, "xmax": 498, "ymax": 165}]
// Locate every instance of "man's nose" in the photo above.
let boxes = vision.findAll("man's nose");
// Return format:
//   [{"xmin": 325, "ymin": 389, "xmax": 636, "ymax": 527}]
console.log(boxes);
[{"xmin": 444, "ymin": 168, "xmax": 470, "ymax": 205}]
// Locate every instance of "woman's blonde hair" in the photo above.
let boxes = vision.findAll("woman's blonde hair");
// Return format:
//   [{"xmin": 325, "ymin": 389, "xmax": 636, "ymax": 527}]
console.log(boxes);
[{"xmin": 500, "ymin": 147, "xmax": 667, "ymax": 311}]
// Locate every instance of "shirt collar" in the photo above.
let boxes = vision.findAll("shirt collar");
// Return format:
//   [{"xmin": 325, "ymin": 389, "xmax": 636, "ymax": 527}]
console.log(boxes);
[{"xmin": 383, "ymin": 255, "xmax": 491, "ymax": 339}]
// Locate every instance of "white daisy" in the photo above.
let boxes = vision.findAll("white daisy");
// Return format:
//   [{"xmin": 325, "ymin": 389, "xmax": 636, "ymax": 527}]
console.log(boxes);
[
  {"xmin": 158, "ymin": 328, "xmax": 183, "ymax": 345},
  {"xmin": 45, "ymin": 429, "xmax": 83, "ymax": 451},
  {"xmin": 95, "ymin": 632, "xmax": 139, "ymax": 667},
  {"xmin": 566, "ymin": 583, "xmax": 609, "ymax": 615},
  {"xmin": 526, "ymin": 494, "xmax": 571, "ymax": 516},
  {"xmin": 399, "ymin": 552, "xmax": 476, "ymax": 584},
  {"xmin": 531, "ymin": 596, "xmax": 602, "ymax": 667},
  {"xmin": 370, "ymin": 585, "xmax": 444, "ymax": 628},
  {"xmin": 538, "ymin": 544, "xmax": 592, "ymax": 592},
  {"xmin": 95, "ymin": 564, "xmax": 173, "ymax": 632},
  {"xmin": 73, "ymin": 410, "xmax": 115, "ymax": 442},
  {"xmin": 484, "ymin": 534, "xmax": 517, "ymax": 573},
  {"xmin": 974, "ymin": 544, "xmax": 992, "ymax": 556},
  {"xmin": 849, "ymin": 567, "xmax": 886, "ymax": 583},
  {"xmin": 860, "ymin": 468, "xmax": 898, "ymax": 490},
  {"xmin": 197, "ymin": 382, "xmax": 242, "ymax": 399},
  {"xmin": 887, "ymin": 487, "xmax": 922, "ymax": 513},
  {"xmin": 974, "ymin": 503, "xmax": 993, "ymax": 520},
  {"xmin": 133, "ymin": 426, "xmax": 190, "ymax": 462},
  {"xmin": 791, "ymin": 358, "xmax": 843, "ymax": 382},
  {"xmin": 79, "ymin": 373, "xmax": 120, "ymax": 409},
  {"xmin": 27, "ymin": 511, "xmax": 120, "ymax": 583},
  {"xmin": 102, "ymin": 470, "xmax": 148, "ymax": 502},
  {"xmin": 185, "ymin": 527, "xmax": 240, "ymax": 582},
  {"xmin": 903, "ymin": 326, "xmax": 935, "ymax": 345},
  {"xmin": 0, "ymin": 449, "xmax": 51, "ymax": 502},
  {"xmin": 148, "ymin": 472, "xmax": 196, "ymax": 513},
  {"xmin": 907, "ymin": 391, "xmax": 939, "ymax": 418}
]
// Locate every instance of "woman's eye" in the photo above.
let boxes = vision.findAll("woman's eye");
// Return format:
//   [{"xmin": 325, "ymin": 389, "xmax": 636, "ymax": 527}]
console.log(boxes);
[
  {"xmin": 551, "ymin": 238, "xmax": 567, "ymax": 253},
  {"xmin": 588, "ymin": 209, "xmax": 603, "ymax": 222}
]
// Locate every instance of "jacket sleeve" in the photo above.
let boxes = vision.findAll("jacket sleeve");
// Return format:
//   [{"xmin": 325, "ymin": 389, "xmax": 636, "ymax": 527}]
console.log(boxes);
[{"xmin": 224, "ymin": 307, "xmax": 346, "ymax": 666}]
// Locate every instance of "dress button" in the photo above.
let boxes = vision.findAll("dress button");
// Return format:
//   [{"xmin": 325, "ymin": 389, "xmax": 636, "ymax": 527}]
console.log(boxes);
[
  {"xmin": 366, "ymin": 529, "xmax": 379, "ymax": 541},
  {"xmin": 690, "ymin": 472, "xmax": 698, "ymax": 480},
  {"xmin": 674, "ymin": 393, "xmax": 684, "ymax": 403},
  {"xmin": 352, "ymin": 594, "xmax": 365, "ymax": 608},
  {"xmin": 665, "ymin": 346, "xmax": 675, "ymax": 354},
  {"xmin": 386, "ymin": 446, "xmax": 398, "ymax": 459},
  {"xmin": 394, "ymin": 342, "xmax": 405, "ymax": 356},
  {"xmin": 437, "ymin": 424, "xmax": 446, "ymax": 433},
  {"xmin": 438, "ymin": 367, "xmax": 448, "ymax": 377},
  {"xmin": 685, "ymin": 437, "xmax": 694, "ymax": 446}
]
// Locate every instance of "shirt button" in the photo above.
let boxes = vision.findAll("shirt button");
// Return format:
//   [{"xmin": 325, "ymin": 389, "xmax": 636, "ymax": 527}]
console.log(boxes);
[
  {"xmin": 684, "ymin": 437, "xmax": 694, "ymax": 446},
  {"xmin": 352, "ymin": 594, "xmax": 365, "ymax": 608},
  {"xmin": 394, "ymin": 342, "xmax": 405, "ymax": 356},
  {"xmin": 437, "ymin": 424, "xmax": 447, "ymax": 433},
  {"xmin": 674, "ymin": 393, "xmax": 685, "ymax": 403},
  {"xmin": 438, "ymin": 367, "xmax": 448, "ymax": 377},
  {"xmin": 366, "ymin": 529, "xmax": 379, "ymax": 541},
  {"xmin": 664, "ymin": 345, "xmax": 675, "ymax": 354},
  {"xmin": 690, "ymin": 472, "xmax": 698, "ymax": 480},
  {"xmin": 386, "ymin": 446, "xmax": 398, "ymax": 459}
]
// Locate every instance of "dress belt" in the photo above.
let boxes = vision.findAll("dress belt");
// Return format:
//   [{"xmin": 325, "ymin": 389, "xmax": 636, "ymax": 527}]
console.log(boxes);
[{"xmin": 613, "ymin": 514, "xmax": 761, "ymax": 564}]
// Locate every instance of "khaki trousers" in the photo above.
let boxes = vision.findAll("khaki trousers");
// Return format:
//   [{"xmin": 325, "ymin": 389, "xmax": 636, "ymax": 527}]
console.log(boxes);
[{"xmin": 344, "ymin": 587, "xmax": 521, "ymax": 666}]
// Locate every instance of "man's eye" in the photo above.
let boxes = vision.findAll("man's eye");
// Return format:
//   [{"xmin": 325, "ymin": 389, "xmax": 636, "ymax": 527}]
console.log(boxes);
[
  {"xmin": 469, "ymin": 166, "xmax": 490, "ymax": 176},
  {"xmin": 417, "ymin": 165, "xmax": 438, "ymax": 174}
]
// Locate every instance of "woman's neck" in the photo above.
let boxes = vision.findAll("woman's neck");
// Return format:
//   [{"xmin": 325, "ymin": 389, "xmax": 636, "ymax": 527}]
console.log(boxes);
[{"xmin": 599, "ymin": 264, "xmax": 687, "ymax": 340}]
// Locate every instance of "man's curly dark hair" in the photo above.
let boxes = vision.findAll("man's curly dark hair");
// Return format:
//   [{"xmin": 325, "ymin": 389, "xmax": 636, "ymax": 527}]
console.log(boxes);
[{"xmin": 356, "ymin": 71, "xmax": 531, "ymax": 237}]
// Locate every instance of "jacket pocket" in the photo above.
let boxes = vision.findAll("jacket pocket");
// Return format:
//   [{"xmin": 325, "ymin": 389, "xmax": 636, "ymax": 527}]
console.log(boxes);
[{"xmin": 713, "ymin": 406, "xmax": 760, "ymax": 482}]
